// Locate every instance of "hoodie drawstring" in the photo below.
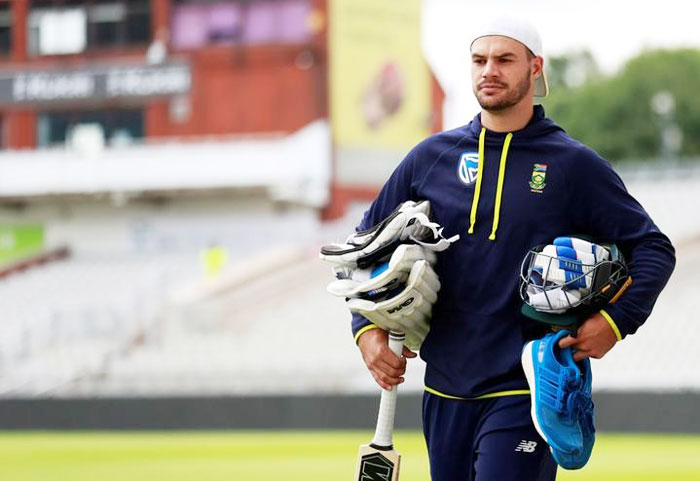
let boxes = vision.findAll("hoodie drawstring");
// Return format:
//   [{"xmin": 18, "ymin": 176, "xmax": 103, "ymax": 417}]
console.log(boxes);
[
  {"xmin": 468, "ymin": 129, "xmax": 513, "ymax": 241},
  {"xmin": 467, "ymin": 127, "xmax": 486, "ymax": 235},
  {"xmin": 489, "ymin": 132, "xmax": 513, "ymax": 240}
]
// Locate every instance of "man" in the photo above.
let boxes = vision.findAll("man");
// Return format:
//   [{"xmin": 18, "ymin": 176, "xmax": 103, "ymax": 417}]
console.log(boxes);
[{"xmin": 351, "ymin": 16, "xmax": 675, "ymax": 481}]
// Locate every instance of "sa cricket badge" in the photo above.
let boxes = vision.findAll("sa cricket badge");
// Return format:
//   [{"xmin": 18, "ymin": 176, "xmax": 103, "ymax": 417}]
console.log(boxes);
[{"xmin": 529, "ymin": 163, "xmax": 547, "ymax": 193}]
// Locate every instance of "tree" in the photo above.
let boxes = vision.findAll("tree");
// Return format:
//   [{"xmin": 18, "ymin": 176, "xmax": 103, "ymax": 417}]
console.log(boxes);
[
  {"xmin": 543, "ymin": 49, "xmax": 700, "ymax": 162},
  {"xmin": 546, "ymin": 50, "xmax": 601, "ymax": 90}
]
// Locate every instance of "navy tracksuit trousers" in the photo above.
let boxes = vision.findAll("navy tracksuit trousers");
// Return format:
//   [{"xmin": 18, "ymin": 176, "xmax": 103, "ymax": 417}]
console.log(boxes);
[{"xmin": 423, "ymin": 392, "xmax": 557, "ymax": 481}]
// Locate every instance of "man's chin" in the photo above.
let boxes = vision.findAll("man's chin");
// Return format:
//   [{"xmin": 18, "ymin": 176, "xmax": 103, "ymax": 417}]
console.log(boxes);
[
  {"xmin": 477, "ymin": 96, "xmax": 512, "ymax": 112},
  {"xmin": 476, "ymin": 91, "xmax": 499, "ymax": 106}
]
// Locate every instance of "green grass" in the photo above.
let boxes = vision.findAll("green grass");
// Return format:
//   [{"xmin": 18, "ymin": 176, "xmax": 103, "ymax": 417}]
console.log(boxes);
[{"xmin": 0, "ymin": 431, "xmax": 699, "ymax": 480}]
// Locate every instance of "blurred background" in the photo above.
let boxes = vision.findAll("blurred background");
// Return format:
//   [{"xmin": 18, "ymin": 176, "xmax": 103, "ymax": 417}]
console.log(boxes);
[{"xmin": 0, "ymin": 0, "xmax": 698, "ymax": 480}]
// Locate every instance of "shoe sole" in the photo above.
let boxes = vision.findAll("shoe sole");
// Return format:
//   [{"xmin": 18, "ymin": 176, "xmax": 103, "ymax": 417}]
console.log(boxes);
[{"xmin": 521, "ymin": 340, "xmax": 549, "ymax": 444}]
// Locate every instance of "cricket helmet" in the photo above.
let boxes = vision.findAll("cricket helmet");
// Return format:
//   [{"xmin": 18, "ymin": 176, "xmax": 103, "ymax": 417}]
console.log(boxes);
[{"xmin": 519, "ymin": 237, "xmax": 632, "ymax": 327}]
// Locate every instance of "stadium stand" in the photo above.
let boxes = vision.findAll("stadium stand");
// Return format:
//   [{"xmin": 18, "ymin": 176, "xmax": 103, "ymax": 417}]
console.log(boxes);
[
  {"xmin": 0, "ymin": 252, "xmax": 197, "ymax": 395},
  {"xmin": 0, "ymin": 172, "xmax": 698, "ymax": 397}
]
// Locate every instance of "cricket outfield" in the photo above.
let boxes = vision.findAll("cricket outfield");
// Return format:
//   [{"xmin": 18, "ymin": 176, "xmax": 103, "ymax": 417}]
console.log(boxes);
[{"xmin": 1, "ymin": 431, "xmax": 698, "ymax": 480}]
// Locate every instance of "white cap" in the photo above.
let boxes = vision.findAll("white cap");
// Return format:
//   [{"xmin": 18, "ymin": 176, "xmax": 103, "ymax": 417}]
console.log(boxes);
[{"xmin": 470, "ymin": 16, "xmax": 549, "ymax": 97}]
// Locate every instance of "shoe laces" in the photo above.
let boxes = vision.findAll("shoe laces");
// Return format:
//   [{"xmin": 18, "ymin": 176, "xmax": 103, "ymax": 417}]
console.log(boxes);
[
  {"xmin": 538, "ymin": 364, "xmax": 583, "ymax": 416},
  {"xmin": 576, "ymin": 394, "xmax": 595, "ymax": 436},
  {"xmin": 566, "ymin": 390, "xmax": 591, "ymax": 418}
]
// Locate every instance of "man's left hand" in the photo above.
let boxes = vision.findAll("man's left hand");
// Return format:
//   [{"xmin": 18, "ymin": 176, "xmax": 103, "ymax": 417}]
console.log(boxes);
[{"xmin": 558, "ymin": 312, "xmax": 618, "ymax": 362}]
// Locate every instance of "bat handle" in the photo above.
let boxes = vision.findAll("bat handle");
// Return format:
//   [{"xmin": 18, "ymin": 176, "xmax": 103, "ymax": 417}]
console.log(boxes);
[{"xmin": 370, "ymin": 330, "xmax": 405, "ymax": 450}]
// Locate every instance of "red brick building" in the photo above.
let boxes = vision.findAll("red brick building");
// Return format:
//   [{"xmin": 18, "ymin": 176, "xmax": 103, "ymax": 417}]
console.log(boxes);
[{"xmin": 0, "ymin": 0, "xmax": 443, "ymax": 216}]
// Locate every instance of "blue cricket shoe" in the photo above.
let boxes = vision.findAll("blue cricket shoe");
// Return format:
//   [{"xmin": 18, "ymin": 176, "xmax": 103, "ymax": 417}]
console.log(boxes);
[
  {"xmin": 551, "ymin": 357, "xmax": 595, "ymax": 469},
  {"xmin": 578, "ymin": 362, "xmax": 596, "ymax": 467},
  {"xmin": 521, "ymin": 330, "xmax": 587, "ymax": 467}
]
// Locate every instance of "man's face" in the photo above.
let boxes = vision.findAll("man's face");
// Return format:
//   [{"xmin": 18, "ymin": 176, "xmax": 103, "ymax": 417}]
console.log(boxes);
[{"xmin": 471, "ymin": 36, "xmax": 539, "ymax": 112}]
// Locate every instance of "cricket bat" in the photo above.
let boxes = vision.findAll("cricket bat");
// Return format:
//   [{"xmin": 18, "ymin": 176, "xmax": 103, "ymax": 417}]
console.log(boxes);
[{"xmin": 354, "ymin": 330, "xmax": 405, "ymax": 481}]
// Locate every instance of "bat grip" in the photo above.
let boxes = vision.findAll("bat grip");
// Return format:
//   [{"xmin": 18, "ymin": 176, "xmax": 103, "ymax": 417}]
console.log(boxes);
[{"xmin": 370, "ymin": 330, "xmax": 405, "ymax": 449}]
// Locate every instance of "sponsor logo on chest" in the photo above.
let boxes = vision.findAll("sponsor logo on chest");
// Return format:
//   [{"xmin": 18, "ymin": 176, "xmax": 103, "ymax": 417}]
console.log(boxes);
[
  {"xmin": 458, "ymin": 154, "xmax": 550, "ymax": 195},
  {"xmin": 457, "ymin": 152, "xmax": 479, "ymax": 185}
]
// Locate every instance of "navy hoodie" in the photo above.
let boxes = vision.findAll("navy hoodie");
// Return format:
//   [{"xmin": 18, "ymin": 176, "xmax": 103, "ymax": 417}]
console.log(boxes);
[{"xmin": 351, "ymin": 105, "xmax": 676, "ymax": 399}]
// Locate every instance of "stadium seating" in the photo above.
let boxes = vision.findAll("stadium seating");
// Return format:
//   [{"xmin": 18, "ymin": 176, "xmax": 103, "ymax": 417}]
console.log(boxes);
[{"xmin": 0, "ymin": 174, "xmax": 698, "ymax": 397}]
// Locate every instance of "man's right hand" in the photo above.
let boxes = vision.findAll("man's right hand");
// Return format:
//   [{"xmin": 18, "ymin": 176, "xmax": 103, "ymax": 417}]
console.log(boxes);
[{"xmin": 357, "ymin": 328, "xmax": 417, "ymax": 390}]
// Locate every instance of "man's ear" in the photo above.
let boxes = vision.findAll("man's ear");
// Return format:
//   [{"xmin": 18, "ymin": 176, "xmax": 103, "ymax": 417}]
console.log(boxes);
[{"xmin": 532, "ymin": 56, "xmax": 544, "ymax": 80}]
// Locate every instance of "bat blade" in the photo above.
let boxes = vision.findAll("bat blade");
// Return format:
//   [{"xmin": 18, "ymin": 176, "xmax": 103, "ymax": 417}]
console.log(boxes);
[
  {"xmin": 354, "ymin": 443, "xmax": 401, "ymax": 481},
  {"xmin": 355, "ymin": 331, "xmax": 405, "ymax": 480}
]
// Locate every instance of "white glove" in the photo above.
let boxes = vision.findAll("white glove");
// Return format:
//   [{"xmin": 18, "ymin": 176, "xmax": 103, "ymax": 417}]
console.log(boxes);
[
  {"xmin": 346, "ymin": 260, "xmax": 440, "ymax": 350},
  {"xmin": 319, "ymin": 200, "xmax": 458, "ymax": 268},
  {"xmin": 327, "ymin": 244, "xmax": 436, "ymax": 298},
  {"xmin": 527, "ymin": 237, "xmax": 609, "ymax": 312},
  {"xmin": 526, "ymin": 285, "xmax": 582, "ymax": 313}
]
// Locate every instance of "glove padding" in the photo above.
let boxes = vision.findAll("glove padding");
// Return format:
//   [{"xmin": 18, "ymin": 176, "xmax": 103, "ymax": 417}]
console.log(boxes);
[
  {"xmin": 526, "ymin": 237, "xmax": 610, "ymax": 313},
  {"xmin": 346, "ymin": 259, "xmax": 440, "ymax": 349},
  {"xmin": 319, "ymin": 200, "xmax": 458, "ymax": 269},
  {"xmin": 327, "ymin": 244, "xmax": 437, "ymax": 298}
]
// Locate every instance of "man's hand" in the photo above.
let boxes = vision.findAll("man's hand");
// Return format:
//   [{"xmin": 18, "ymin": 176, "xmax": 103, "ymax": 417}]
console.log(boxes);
[
  {"xmin": 558, "ymin": 312, "xmax": 618, "ymax": 362},
  {"xmin": 357, "ymin": 328, "xmax": 417, "ymax": 390}
]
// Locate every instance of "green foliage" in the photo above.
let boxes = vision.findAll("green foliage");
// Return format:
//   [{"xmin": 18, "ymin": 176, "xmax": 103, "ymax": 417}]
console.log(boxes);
[
  {"xmin": 543, "ymin": 49, "xmax": 700, "ymax": 162},
  {"xmin": 547, "ymin": 50, "xmax": 602, "ymax": 91}
]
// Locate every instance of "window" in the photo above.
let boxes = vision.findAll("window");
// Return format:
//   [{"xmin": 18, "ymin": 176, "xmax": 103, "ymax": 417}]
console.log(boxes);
[
  {"xmin": 28, "ymin": 1, "xmax": 151, "ymax": 55},
  {"xmin": 124, "ymin": 2, "xmax": 150, "ymax": 45},
  {"xmin": 89, "ymin": 1, "xmax": 151, "ymax": 47},
  {"xmin": 0, "ymin": 3, "xmax": 11, "ymax": 55},
  {"xmin": 171, "ymin": 0, "xmax": 311, "ymax": 50},
  {"xmin": 171, "ymin": 2, "xmax": 243, "ymax": 48},
  {"xmin": 92, "ymin": 3, "xmax": 125, "ymax": 46},
  {"xmin": 37, "ymin": 109, "xmax": 144, "ymax": 148},
  {"xmin": 28, "ymin": 7, "xmax": 88, "ymax": 55}
]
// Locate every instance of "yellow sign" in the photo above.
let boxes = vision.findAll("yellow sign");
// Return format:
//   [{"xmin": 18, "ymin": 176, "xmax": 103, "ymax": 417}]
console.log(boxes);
[
  {"xmin": 201, "ymin": 245, "xmax": 229, "ymax": 280},
  {"xmin": 329, "ymin": 0, "xmax": 432, "ymax": 150}
]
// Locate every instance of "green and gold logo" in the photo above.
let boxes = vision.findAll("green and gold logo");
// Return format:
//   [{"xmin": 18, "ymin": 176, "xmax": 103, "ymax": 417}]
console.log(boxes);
[{"xmin": 529, "ymin": 163, "xmax": 547, "ymax": 193}]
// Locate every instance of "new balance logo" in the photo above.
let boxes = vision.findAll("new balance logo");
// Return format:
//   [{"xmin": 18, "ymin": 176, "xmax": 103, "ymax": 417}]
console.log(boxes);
[{"xmin": 515, "ymin": 440, "xmax": 538, "ymax": 453}]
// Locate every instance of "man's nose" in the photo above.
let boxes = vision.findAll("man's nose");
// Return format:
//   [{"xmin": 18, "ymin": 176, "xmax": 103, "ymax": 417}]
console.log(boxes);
[{"xmin": 482, "ymin": 59, "xmax": 500, "ymax": 78}]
